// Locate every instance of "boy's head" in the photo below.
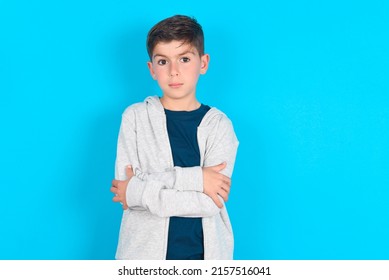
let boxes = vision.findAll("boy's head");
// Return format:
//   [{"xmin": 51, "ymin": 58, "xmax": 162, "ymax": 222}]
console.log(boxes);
[
  {"xmin": 146, "ymin": 15, "xmax": 204, "ymax": 61},
  {"xmin": 146, "ymin": 15, "xmax": 210, "ymax": 108}
]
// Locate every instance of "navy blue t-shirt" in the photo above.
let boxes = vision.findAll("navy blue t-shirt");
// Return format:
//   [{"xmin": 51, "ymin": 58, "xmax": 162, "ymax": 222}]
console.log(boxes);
[{"xmin": 164, "ymin": 103, "xmax": 211, "ymax": 260}]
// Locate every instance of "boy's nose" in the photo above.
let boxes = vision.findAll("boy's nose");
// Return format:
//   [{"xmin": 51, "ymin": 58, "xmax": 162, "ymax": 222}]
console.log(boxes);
[{"xmin": 169, "ymin": 63, "xmax": 179, "ymax": 77}]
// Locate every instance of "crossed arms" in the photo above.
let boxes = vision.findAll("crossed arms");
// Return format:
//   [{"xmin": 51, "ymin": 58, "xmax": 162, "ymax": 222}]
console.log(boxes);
[{"xmin": 110, "ymin": 110, "xmax": 238, "ymax": 218}]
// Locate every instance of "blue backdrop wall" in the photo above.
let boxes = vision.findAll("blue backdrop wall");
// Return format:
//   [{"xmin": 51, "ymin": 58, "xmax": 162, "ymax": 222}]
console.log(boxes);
[{"xmin": 1, "ymin": 0, "xmax": 388, "ymax": 259}]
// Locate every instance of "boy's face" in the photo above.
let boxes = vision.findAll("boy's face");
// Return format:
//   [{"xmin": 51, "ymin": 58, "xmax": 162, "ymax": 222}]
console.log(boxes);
[{"xmin": 147, "ymin": 40, "xmax": 209, "ymax": 104}]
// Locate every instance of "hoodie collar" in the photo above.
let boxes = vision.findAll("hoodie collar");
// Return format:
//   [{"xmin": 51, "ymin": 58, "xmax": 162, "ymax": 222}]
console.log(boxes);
[{"xmin": 145, "ymin": 95, "xmax": 224, "ymax": 127}]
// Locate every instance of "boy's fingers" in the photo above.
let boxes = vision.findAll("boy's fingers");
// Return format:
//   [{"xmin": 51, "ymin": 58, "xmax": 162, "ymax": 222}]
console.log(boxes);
[
  {"xmin": 110, "ymin": 186, "xmax": 117, "ymax": 194},
  {"xmin": 221, "ymin": 183, "xmax": 231, "ymax": 195},
  {"xmin": 125, "ymin": 165, "xmax": 133, "ymax": 178},
  {"xmin": 218, "ymin": 189, "xmax": 229, "ymax": 202},
  {"xmin": 221, "ymin": 174, "xmax": 231, "ymax": 186},
  {"xmin": 212, "ymin": 162, "xmax": 227, "ymax": 172},
  {"xmin": 212, "ymin": 195, "xmax": 223, "ymax": 208}
]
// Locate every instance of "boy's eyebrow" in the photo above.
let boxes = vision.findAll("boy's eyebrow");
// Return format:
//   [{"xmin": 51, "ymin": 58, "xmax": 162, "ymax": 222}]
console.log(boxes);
[
  {"xmin": 153, "ymin": 53, "xmax": 167, "ymax": 59},
  {"xmin": 178, "ymin": 50, "xmax": 196, "ymax": 56},
  {"xmin": 153, "ymin": 50, "xmax": 197, "ymax": 59}
]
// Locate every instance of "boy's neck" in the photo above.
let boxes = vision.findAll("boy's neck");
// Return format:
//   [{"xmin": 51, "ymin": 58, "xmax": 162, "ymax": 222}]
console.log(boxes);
[{"xmin": 160, "ymin": 95, "xmax": 201, "ymax": 111}]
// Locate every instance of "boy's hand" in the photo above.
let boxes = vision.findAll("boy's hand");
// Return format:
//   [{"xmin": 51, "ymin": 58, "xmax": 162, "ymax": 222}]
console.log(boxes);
[
  {"xmin": 202, "ymin": 162, "xmax": 231, "ymax": 208},
  {"xmin": 111, "ymin": 165, "xmax": 134, "ymax": 210}
]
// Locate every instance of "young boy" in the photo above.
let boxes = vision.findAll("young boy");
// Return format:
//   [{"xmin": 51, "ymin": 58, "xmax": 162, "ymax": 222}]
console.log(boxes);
[{"xmin": 110, "ymin": 15, "xmax": 239, "ymax": 260}]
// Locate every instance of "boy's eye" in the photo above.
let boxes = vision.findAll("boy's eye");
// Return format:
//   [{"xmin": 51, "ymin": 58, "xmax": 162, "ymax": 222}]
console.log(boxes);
[
  {"xmin": 180, "ymin": 57, "xmax": 190, "ymax": 63},
  {"xmin": 157, "ymin": 59, "xmax": 167, "ymax": 65}
]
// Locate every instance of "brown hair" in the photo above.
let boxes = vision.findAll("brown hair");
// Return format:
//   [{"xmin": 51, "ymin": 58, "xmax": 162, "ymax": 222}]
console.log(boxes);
[{"xmin": 146, "ymin": 15, "xmax": 204, "ymax": 60}]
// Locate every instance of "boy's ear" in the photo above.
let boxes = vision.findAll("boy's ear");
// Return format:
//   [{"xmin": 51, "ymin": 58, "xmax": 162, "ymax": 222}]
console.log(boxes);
[
  {"xmin": 147, "ymin": 61, "xmax": 157, "ymax": 80},
  {"xmin": 200, "ymin": 54, "xmax": 210, "ymax": 75}
]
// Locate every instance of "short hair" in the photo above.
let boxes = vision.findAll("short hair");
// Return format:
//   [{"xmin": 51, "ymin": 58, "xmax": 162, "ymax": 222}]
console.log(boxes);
[{"xmin": 146, "ymin": 15, "xmax": 204, "ymax": 60}]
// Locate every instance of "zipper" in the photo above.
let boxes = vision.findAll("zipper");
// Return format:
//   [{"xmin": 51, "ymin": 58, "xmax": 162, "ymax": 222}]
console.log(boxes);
[{"xmin": 160, "ymin": 109, "xmax": 173, "ymax": 259}]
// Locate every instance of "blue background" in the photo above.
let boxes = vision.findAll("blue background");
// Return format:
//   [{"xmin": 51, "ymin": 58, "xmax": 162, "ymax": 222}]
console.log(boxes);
[{"xmin": 1, "ymin": 0, "xmax": 388, "ymax": 259}]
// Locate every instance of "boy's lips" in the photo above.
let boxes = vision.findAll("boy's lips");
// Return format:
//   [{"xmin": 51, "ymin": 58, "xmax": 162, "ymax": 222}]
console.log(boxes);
[{"xmin": 168, "ymin": 83, "xmax": 183, "ymax": 88}]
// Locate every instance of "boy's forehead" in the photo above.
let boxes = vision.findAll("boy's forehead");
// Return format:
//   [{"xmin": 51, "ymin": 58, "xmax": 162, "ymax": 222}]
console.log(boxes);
[{"xmin": 152, "ymin": 40, "xmax": 198, "ymax": 57}]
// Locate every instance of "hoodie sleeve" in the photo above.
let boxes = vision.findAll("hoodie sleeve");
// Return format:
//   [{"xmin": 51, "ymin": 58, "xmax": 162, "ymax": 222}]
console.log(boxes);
[
  {"xmin": 201, "ymin": 114, "xmax": 239, "ymax": 178},
  {"xmin": 115, "ymin": 110, "xmax": 219, "ymax": 217},
  {"xmin": 126, "ymin": 176, "xmax": 220, "ymax": 218},
  {"xmin": 131, "ymin": 166, "xmax": 204, "ymax": 193}
]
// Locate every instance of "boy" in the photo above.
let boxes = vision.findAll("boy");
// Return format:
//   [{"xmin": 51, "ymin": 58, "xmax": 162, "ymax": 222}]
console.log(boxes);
[{"xmin": 110, "ymin": 15, "xmax": 239, "ymax": 260}]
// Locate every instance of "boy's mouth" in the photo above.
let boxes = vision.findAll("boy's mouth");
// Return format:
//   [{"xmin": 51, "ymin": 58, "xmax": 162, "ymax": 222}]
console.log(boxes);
[{"xmin": 168, "ymin": 83, "xmax": 183, "ymax": 88}]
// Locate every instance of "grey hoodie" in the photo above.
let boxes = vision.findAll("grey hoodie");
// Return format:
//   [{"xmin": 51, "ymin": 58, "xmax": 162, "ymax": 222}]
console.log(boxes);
[{"xmin": 115, "ymin": 96, "xmax": 239, "ymax": 259}]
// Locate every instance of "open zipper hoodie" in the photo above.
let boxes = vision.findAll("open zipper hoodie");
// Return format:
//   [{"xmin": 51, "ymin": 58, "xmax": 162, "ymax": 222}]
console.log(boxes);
[{"xmin": 115, "ymin": 96, "xmax": 239, "ymax": 259}]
